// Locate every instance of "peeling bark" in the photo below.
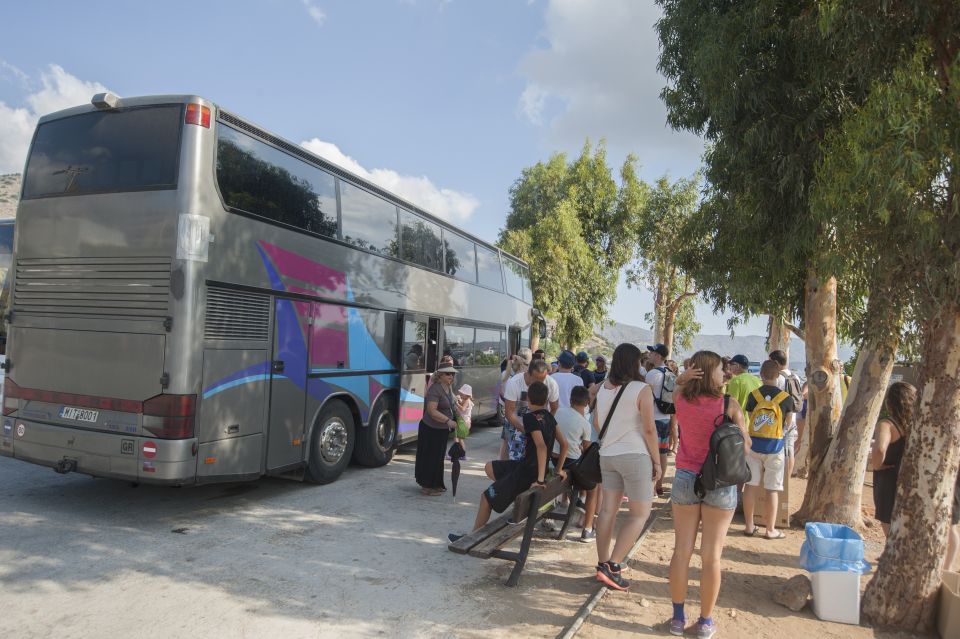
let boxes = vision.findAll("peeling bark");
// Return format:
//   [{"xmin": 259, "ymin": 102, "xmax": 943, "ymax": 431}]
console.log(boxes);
[
  {"xmin": 767, "ymin": 315, "xmax": 792, "ymax": 361},
  {"xmin": 792, "ymin": 274, "xmax": 842, "ymax": 523},
  {"xmin": 863, "ymin": 305, "xmax": 960, "ymax": 632}
]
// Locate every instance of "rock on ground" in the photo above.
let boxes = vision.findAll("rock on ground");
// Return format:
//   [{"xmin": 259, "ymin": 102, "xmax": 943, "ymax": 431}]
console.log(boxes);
[{"xmin": 774, "ymin": 574, "xmax": 812, "ymax": 612}]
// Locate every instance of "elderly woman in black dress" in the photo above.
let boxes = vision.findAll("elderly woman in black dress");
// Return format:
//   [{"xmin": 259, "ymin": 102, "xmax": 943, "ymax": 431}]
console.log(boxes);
[{"xmin": 415, "ymin": 365, "xmax": 461, "ymax": 496}]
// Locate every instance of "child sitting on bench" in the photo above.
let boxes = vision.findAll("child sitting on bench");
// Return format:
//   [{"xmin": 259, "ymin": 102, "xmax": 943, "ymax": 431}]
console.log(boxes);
[{"xmin": 449, "ymin": 381, "xmax": 569, "ymax": 541}]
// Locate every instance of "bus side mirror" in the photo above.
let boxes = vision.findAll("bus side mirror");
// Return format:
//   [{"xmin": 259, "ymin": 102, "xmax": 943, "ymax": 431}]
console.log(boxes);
[{"xmin": 538, "ymin": 317, "xmax": 547, "ymax": 340}]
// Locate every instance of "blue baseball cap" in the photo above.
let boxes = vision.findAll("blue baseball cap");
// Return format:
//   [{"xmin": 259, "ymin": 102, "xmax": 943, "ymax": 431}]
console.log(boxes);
[
  {"xmin": 575, "ymin": 351, "xmax": 590, "ymax": 363},
  {"xmin": 557, "ymin": 350, "xmax": 576, "ymax": 367},
  {"xmin": 730, "ymin": 354, "xmax": 750, "ymax": 367}
]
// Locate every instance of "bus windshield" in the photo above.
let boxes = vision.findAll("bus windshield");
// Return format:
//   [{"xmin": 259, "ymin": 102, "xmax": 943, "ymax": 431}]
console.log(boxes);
[{"xmin": 22, "ymin": 105, "xmax": 182, "ymax": 199}]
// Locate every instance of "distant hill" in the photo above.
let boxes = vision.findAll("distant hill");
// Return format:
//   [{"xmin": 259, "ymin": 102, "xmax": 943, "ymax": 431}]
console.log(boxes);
[
  {"xmin": 595, "ymin": 319, "xmax": 855, "ymax": 373},
  {"xmin": 0, "ymin": 174, "xmax": 19, "ymax": 218}
]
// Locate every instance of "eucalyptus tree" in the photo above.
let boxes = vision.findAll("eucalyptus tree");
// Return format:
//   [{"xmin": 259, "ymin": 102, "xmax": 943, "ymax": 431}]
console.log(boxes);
[{"xmin": 499, "ymin": 141, "xmax": 647, "ymax": 348}]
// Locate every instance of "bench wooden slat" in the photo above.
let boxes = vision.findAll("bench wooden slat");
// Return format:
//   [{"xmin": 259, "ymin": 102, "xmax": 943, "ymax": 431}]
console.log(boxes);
[
  {"xmin": 511, "ymin": 476, "xmax": 570, "ymax": 523},
  {"xmin": 448, "ymin": 515, "xmax": 511, "ymax": 555},
  {"xmin": 467, "ymin": 520, "xmax": 527, "ymax": 558}
]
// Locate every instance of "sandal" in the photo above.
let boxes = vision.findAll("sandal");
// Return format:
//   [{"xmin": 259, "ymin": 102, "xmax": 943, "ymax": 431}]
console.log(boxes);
[
  {"xmin": 743, "ymin": 528, "xmax": 759, "ymax": 537},
  {"xmin": 765, "ymin": 530, "xmax": 786, "ymax": 540},
  {"xmin": 420, "ymin": 487, "xmax": 443, "ymax": 496}
]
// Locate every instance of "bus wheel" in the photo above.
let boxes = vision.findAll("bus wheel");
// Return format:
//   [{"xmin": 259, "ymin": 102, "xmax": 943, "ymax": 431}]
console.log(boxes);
[
  {"xmin": 353, "ymin": 397, "xmax": 396, "ymax": 467},
  {"xmin": 305, "ymin": 401, "xmax": 355, "ymax": 484}
]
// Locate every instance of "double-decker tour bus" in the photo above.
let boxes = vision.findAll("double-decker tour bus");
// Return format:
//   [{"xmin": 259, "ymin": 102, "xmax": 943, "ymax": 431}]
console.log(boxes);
[{"xmin": 0, "ymin": 93, "xmax": 542, "ymax": 485}]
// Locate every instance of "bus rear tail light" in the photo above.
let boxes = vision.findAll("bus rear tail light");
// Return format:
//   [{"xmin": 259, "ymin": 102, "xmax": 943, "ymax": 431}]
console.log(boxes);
[
  {"xmin": 185, "ymin": 104, "xmax": 211, "ymax": 128},
  {"xmin": 3, "ymin": 380, "xmax": 140, "ymax": 414},
  {"xmin": 142, "ymin": 393, "xmax": 197, "ymax": 439},
  {"xmin": 3, "ymin": 379, "xmax": 20, "ymax": 415}
]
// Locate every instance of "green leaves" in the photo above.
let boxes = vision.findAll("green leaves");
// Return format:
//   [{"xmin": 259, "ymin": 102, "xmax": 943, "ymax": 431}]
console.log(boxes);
[{"xmin": 498, "ymin": 141, "xmax": 646, "ymax": 347}]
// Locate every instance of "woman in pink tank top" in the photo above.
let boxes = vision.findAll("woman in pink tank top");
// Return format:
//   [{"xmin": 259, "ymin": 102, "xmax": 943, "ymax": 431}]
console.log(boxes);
[{"xmin": 667, "ymin": 351, "xmax": 750, "ymax": 638}]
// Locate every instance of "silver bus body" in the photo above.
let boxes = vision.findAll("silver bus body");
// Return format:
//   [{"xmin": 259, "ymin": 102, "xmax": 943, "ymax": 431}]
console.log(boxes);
[{"xmin": 1, "ymin": 95, "xmax": 536, "ymax": 485}]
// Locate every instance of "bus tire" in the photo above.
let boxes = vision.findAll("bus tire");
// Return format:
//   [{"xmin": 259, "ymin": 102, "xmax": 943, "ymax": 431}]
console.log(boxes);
[
  {"xmin": 305, "ymin": 400, "xmax": 355, "ymax": 484},
  {"xmin": 353, "ymin": 396, "xmax": 397, "ymax": 467}
]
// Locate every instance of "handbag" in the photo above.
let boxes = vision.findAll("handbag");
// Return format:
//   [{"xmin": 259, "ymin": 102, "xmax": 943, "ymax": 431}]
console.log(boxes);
[{"xmin": 570, "ymin": 382, "xmax": 630, "ymax": 490}]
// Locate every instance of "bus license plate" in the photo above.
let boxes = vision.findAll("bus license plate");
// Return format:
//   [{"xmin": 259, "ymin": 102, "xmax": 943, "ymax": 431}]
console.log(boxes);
[{"xmin": 60, "ymin": 407, "xmax": 99, "ymax": 423}]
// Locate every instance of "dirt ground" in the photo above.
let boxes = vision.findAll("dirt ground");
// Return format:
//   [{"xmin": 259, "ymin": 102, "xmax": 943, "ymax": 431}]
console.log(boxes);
[{"xmin": 578, "ymin": 469, "xmax": 928, "ymax": 639}]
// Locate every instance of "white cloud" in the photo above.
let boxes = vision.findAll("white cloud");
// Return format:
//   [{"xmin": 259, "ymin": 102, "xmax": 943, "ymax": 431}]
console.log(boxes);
[
  {"xmin": 518, "ymin": 0, "xmax": 703, "ymax": 173},
  {"xmin": 0, "ymin": 64, "xmax": 108, "ymax": 173},
  {"xmin": 300, "ymin": 138, "xmax": 480, "ymax": 224},
  {"xmin": 301, "ymin": 0, "xmax": 326, "ymax": 26}
]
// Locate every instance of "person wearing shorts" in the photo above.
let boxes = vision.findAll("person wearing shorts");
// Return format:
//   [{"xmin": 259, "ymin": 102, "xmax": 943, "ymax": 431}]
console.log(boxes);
[
  {"xmin": 592, "ymin": 344, "xmax": 661, "ymax": 592},
  {"xmin": 669, "ymin": 350, "xmax": 752, "ymax": 638},
  {"xmin": 742, "ymin": 361, "xmax": 794, "ymax": 540}
]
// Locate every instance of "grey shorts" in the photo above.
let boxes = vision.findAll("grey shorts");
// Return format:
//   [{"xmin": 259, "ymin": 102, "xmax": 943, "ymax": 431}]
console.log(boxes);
[
  {"xmin": 672, "ymin": 468, "xmax": 739, "ymax": 510},
  {"xmin": 599, "ymin": 453, "xmax": 654, "ymax": 502}
]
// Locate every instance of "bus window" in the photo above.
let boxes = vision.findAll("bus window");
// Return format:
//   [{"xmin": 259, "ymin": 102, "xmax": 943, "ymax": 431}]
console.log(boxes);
[
  {"xmin": 399, "ymin": 209, "xmax": 443, "ymax": 271},
  {"xmin": 520, "ymin": 265, "xmax": 532, "ymax": 304},
  {"xmin": 444, "ymin": 230, "xmax": 476, "ymax": 283},
  {"xmin": 23, "ymin": 106, "xmax": 181, "ymax": 198},
  {"xmin": 474, "ymin": 328, "xmax": 503, "ymax": 366},
  {"xmin": 403, "ymin": 319, "xmax": 427, "ymax": 371},
  {"xmin": 217, "ymin": 125, "xmax": 337, "ymax": 237},
  {"xmin": 443, "ymin": 324, "xmax": 474, "ymax": 367},
  {"xmin": 340, "ymin": 182, "xmax": 399, "ymax": 257},
  {"xmin": 503, "ymin": 258, "xmax": 525, "ymax": 300},
  {"xmin": 476, "ymin": 244, "xmax": 503, "ymax": 291}
]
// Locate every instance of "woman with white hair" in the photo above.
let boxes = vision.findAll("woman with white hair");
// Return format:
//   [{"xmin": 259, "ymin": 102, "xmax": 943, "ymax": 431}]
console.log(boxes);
[{"xmin": 415, "ymin": 364, "xmax": 461, "ymax": 496}]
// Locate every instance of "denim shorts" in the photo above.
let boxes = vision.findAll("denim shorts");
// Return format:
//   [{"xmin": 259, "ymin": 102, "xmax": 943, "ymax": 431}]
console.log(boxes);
[{"xmin": 672, "ymin": 468, "xmax": 738, "ymax": 510}]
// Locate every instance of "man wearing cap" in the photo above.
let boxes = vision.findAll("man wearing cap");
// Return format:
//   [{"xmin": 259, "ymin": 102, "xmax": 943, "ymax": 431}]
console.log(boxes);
[
  {"xmin": 726, "ymin": 354, "xmax": 762, "ymax": 415},
  {"xmin": 592, "ymin": 355, "xmax": 608, "ymax": 385},
  {"xmin": 573, "ymin": 351, "xmax": 595, "ymax": 389},
  {"xmin": 552, "ymin": 350, "xmax": 585, "ymax": 409},
  {"xmin": 645, "ymin": 343, "xmax": 676, "ymax": 496}
]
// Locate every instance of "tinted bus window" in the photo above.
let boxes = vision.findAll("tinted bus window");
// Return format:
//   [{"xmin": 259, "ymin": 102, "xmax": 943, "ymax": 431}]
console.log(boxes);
[
  {"xmin": 341, "ymin": 182, "xmax": 398, "ymax": 257},
  {"xmin": 444, "ymin": 230, "xmax": 476, "ymax": 283},
  {"xmin": 503, "ymin": 258, "xmax": 525, "ymax": 300},
  {"xmin": 217, "ymin": 125, "xmax": 337, "ymax": 237},
  {"xmin": 399, "ymin": 209, "xmax": 443, "ymax": 271},
  {"xmin": 521, "ymin": 265, "xmax": 532, "ymax": 303},
  {"xmin": 23, "ymin": 106, "xmax": 181, "ymax": 198},
  {"xmin": 443, "ymin": 324, "xmax": 474, "ymax": 367},
  {"xmin": 403, "ymin": 319, "xmax": 427, "ymax": 371},
  {"xmin": 474, "ymin": 328, "xmax": 504, "ymax": 365},
  {"xmin": 476, "ymin": 244, "xmax": 503, "ymax": 291}
]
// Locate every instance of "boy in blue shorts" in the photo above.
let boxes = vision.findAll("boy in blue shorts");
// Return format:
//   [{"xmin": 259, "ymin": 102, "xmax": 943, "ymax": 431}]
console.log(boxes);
[{"xmin": 449, "ymin": 381, "xmax": 569, "ymax": 541}]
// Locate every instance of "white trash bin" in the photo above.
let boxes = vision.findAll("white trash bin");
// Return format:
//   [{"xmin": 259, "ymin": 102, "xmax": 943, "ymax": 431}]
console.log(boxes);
[{"xmin": 811, "ymin": 570, "xmax": 861, "ymax": 625}]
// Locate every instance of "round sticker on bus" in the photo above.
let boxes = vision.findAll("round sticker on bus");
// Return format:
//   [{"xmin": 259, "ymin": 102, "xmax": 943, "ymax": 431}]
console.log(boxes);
[
  {"xmin": 142, "ymin": 441, "xmax": 157, "ymax": 459},
  {"xmin": 16, "ymin": 423, "xmax": 25, "ymax": 437}
]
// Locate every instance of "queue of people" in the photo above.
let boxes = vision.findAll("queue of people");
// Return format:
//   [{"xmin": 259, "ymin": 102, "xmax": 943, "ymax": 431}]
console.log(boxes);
[{"xmin": 419, "ymin": 338, "xmax": 958, "ymax": 637}]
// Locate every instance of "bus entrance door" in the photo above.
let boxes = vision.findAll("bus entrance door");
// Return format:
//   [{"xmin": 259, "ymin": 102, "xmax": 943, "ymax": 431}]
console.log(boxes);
[
  {"xmin": 397, "ymin": 315, "xmax": 439, "ymax": 442},
  {"xmin": 266, "ymin": 298, "xmax": 308, "ymax": 472}
]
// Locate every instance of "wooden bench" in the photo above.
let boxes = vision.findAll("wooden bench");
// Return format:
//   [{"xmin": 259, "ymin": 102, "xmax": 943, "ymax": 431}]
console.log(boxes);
[{"xmin": 447, "ymin": 475, "xmax": 580, "ymax": 586}]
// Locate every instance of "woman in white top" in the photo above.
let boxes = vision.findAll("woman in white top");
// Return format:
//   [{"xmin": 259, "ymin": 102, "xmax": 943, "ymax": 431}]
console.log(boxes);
[{"xmin": 592, "ymin": 343, "xmax": 661, "ymax": 591}]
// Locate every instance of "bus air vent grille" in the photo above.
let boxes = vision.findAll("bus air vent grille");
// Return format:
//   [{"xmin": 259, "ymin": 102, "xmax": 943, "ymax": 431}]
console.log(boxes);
[
  {"xmin": 204, "ymin": 286, "xmax": 270, "ymax": 341},
  {"xmin": 13, "ymin": 256, "xmax": 171, "ymax": 319}
]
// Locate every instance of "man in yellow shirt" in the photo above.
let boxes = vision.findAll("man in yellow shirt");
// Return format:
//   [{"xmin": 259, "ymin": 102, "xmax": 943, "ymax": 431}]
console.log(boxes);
[{"xmin": 726, "ymin": 354, "xmax": 761, "ymax": 413}]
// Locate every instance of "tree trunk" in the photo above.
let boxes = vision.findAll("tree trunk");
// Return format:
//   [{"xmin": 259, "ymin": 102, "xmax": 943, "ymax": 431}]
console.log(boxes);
[
  {"xmin": 793, "ymin": 414, "xmax": 812, "ymax": 478},
  {"xmin": 792, "ymin": 274, "xmax": 842, "ymax": 522},
  {"xmin": 766, "ymin": 315, "xmax": 792, "ymax": 361},
  {"xmin": 792, "ymin": 339, "xmax": 897, "ymax": 526},
  {"xmin": 663, "ymin": 305, "xmax": 678, "ymax": 359},
  {"xmin": 653, "ymin": 275, "xmax": 668, "ymax": 344},
  {"xmin": 863, "ymin": 304, "xmax": 960, "ymax": 632}
]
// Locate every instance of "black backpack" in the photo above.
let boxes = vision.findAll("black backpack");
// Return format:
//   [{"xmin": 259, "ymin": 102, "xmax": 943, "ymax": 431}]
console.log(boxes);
[
  {"xmin": 695, "ymin": 395, "xmax": 752, "ymax": 497},
  {"xmin": 780, "ymin": 371, "xmax": 803, "ymax": 415}
]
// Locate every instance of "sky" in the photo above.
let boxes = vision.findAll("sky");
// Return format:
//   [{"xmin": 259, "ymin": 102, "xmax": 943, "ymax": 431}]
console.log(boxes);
[{"xmin": 0, "ymin": 0, "xmax": 768, "ymax": 336}]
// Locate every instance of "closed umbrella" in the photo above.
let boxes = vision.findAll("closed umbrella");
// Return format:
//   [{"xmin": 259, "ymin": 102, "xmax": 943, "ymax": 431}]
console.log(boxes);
[{"xmin": 447, "ymin": 441, "xmax": 465, "ymax": 497}]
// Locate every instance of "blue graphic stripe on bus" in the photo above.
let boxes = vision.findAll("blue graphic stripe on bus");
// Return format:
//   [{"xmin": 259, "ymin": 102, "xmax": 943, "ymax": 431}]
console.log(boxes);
[
  {"xmin": 203, "ymin": 374, "xmax": 286, "ymax": 399},
  {"xmin": 255, "ymin": 242, "xmax": 286, "ymax": 291},
  {"xmin": 400, "ymin": 388, "xmax": 425, "ymax": 404},
  {"xmin": 202, "ymin": 361, "xmax": 272, "ymax": 398}
]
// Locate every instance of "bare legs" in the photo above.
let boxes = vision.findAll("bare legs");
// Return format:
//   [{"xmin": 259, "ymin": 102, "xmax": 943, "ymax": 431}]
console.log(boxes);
[
  {"xmin": 669, "ymin": 502, "xmax": 735, "ymax": 621},
  {"xmin": 945, "ymin": 523, "xmax": 959, "ymax": 571},
  {"xmin": 742, "ymin": 484, "xmax": 758, "ymax": 533},
  {"xmin": 596, "ymin": 487, "xmax": 652, "ymax": 565},
  {"xmin": 582, "ymin": 487, "xmax": 599, "ymax": 530},
  {"xmin": 742, "ymin": 484, "xmax": 780, "ymax": 536}
]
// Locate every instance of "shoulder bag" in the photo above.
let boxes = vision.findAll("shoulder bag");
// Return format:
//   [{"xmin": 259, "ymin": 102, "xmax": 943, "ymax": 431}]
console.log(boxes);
[{"xmin": 570, "ymin": 382, "xmax": 630, "ymax": 490}]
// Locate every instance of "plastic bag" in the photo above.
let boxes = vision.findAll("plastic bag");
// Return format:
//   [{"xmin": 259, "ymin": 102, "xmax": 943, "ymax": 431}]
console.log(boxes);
[
  {"xmin": 799, "ymin": 522, "xmax": 872, "ymax": 574},
  {"xmin": 455, "ymin": 416, "xmax": 469, "ymax": 439}
]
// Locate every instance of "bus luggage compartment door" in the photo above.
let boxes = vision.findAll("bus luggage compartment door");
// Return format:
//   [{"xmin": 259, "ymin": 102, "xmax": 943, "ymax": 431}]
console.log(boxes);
[
  {"xmin": 266, "ymin": 298, "xmax": 308, "ymax": 471},
  {"xmin": 196, "ymin": 348, "xmax": 268, "ymax": 479}
]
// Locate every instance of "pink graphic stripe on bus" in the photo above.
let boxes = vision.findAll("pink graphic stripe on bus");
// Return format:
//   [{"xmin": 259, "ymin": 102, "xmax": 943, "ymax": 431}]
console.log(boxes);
[{"xmin": 258, "ymin": 240, "xmax": 347, "ymax": 296}]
